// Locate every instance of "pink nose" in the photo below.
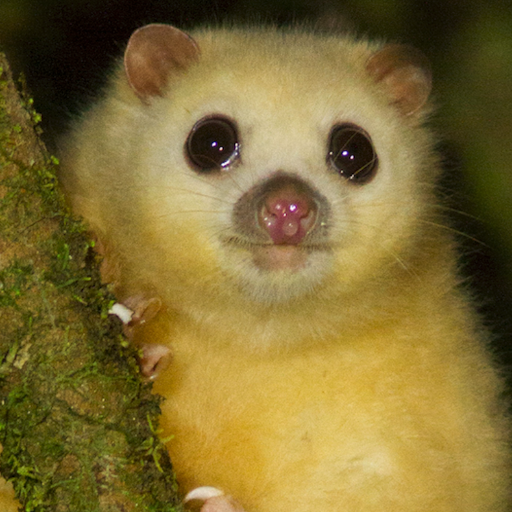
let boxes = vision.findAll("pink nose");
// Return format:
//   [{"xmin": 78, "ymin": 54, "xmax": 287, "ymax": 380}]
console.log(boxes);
[{"xmin": 259, "ymin": 185, "xmax": 317, "ymax": 245}]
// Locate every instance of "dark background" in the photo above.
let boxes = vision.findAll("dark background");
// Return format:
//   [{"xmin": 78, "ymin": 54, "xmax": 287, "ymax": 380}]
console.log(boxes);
[{"xmin": 1, "ymin": 0, "xmax": 511, "ymax": 371}]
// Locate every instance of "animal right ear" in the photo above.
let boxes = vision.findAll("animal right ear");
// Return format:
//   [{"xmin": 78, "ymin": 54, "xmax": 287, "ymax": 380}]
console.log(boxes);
[
  {"xmin": 124, "ymin": 24, "xmax": 200, "ymax": 101},
  {"xmin": 366, "ymin": 44, "xmax": 432, "ymax": 116}
]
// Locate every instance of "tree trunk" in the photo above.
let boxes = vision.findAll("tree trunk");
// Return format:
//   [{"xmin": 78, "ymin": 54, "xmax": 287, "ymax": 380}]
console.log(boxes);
[{"xmin": 0, "ymin": 53, "xmax": 183, "ymax": 512}]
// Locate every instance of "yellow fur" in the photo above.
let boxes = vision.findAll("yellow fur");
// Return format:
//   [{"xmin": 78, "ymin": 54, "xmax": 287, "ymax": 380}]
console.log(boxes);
[{"xmin": 2, "ymin": 26, "xmax": 509, "ymax": 511}]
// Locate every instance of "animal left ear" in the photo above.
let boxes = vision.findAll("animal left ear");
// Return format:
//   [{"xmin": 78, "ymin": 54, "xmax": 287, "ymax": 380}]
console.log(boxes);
[
  {"xmin": 366, "ymin": 44, "xmax": 432, "ymax": 116},
  {"xmin": 124, "ymin": 24, "xmax": 200, "ymax": 101}
]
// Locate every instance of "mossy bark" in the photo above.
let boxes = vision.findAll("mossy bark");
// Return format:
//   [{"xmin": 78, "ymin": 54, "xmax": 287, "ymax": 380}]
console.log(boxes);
[{"xmin": 0, "ymin": 53, "xmax": 183, "ymax": 511}]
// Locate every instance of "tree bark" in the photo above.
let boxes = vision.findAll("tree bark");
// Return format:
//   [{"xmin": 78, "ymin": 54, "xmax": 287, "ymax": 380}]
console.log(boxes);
[{"xmin": 0, "ymin": 53, "xmax": 183, "ymax": 512}]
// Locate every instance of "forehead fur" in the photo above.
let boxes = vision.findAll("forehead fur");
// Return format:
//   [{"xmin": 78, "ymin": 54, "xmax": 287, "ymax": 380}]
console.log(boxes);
[
  {"xmin": 191, "ymin": 26, "xmax": 378, "ymax": 68},
  {"xmin": 175, "ymin": 27, "xmax": 380, "ymax": 97}
]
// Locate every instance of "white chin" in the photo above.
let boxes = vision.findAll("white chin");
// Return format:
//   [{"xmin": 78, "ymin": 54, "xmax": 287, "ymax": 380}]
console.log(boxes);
[
  {"xmin": 252, "ymin": 245, "xmax": 309, "ymax": 272},
  {"xmin": 230, "ymin": 246, "xmax": 332, "ymax": 304}
]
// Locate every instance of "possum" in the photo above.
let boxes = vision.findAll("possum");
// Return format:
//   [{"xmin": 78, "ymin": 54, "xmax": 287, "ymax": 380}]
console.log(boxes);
[{"xmin": 2, "ymin": 23, "xmax": 510, "ymax": 512}]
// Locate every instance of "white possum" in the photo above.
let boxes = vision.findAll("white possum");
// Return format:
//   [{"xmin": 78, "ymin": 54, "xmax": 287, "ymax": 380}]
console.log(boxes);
[{"xmin": 2, "ymin": 23, "xmax": 510, "ymax": 512}]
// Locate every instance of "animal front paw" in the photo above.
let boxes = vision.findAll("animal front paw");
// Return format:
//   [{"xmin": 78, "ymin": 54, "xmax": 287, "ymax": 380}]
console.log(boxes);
[
  {"xmin": 108, "ymin": 296, "xmax": 171, "ymax": 379},
  {"xmin": 138, "ymin": 342, "xmax": 172, "ymax": 379},
  {"xmin": 184, "ymin": 486, "xmax": 246, "ymax": 512},
  {"xmin": 108, "ymin": 294, "xmax": 162, "ymax": 336}
]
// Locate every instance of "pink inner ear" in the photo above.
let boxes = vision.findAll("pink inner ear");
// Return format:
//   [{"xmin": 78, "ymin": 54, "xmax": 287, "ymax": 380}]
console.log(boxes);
[
  {"xmin": 124, "ymin": 24, "xmax": 200, "ymax": 100},
  {"xmin": 366, "ymin": 44, "xmax": 432, "ymax": 116}
]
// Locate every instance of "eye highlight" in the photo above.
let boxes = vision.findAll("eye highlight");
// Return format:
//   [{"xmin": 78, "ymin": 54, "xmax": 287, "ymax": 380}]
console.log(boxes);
[
  {"xmin": 186, "ymin": 116, "xmax": 240, "ymax": 172},
  {"xmin": 327, "ymin": 124, "xmax": 378, "ymax": 184}
]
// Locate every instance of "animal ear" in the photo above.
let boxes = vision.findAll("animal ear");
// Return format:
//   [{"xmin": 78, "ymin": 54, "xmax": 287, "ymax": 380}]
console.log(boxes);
[
  {"xmin": 366, "ymin": 44, "xmax": 432, "ymax": 116},
  {"xmin": 124, "ymin": 24, "xmax": 200, "ymax": 100}
]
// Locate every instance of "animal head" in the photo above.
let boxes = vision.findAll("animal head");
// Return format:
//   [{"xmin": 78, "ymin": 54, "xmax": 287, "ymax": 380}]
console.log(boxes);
[{"xmin": 61, "ymin": 24, "xmax": 438, "ymax": 325}]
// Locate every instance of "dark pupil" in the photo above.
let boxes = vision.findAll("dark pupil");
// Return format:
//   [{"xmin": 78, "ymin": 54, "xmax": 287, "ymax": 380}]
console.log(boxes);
[
  {"xmin": 188, "ymin": 119, "xmax": 237, "ymax": 170},
  {"xmin": 329, "ymin": 126, "xmax": 376, "ymax": 182}
]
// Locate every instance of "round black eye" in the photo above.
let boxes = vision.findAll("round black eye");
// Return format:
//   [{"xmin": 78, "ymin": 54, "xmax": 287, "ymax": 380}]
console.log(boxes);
[
  {"xmin": 327, "ymin": 124, "xmax": 378, "ymax": 183},
  {"xmin": 186, "ymin": 117, "xmax": 239, "ymax": 172}
]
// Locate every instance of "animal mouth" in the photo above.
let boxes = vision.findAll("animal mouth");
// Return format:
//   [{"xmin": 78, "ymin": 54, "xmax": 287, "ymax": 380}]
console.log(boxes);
[
  {"xmin": 251, "ymin": 244, "xmax": 309, "ymax": 271},
  {"xmin": 222, "ymin": 237, "xmax": 329, "ymax": 272}
]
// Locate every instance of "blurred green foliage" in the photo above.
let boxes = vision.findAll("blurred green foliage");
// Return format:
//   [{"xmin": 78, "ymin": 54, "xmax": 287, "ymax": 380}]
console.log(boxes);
[{"xmin": 0, "ymin": 0, "xmax": 510, "ymax": 362}]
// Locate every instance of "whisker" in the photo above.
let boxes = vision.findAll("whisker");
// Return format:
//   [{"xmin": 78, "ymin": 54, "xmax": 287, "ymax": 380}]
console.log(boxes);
[
  {"xmin": 418, "ymin": 220, "xmax": 488, "ymax": 248},
  {"xmin": 133, "ymin": 186, "xmax": 235, "ymax": 206},
  {"xmin": 151, "ymin": 209, "xmax": 229, "ymax": 219},
  {"xmin": 332, "ymin": 217, "xmax": 420, "ymax": 279},
  {"xmin": 150, "ymin": 161, "xmax": 247, "ymax": 195},
  {"xmin": 220, "ymin": 167, "xmax": 246, "ymax": 196},
  {"xmin": 429, "ymin": 203, "xmax": 484, "ymax": 222}
]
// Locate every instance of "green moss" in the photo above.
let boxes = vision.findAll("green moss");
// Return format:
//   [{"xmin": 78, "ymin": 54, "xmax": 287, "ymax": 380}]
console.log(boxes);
[
  {"xmin": 0, "ymin": 260, "xmax": 33, "ymax": 308},
  {"xmin": 0, "ymin": 53, "xmax": 182, "ymax": 511}
]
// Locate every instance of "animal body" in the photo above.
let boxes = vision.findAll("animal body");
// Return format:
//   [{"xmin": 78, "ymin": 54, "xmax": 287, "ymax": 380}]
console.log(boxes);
[{"xmin": 1, "ymin": 23, "xmax": 510, "ymax": 511}]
